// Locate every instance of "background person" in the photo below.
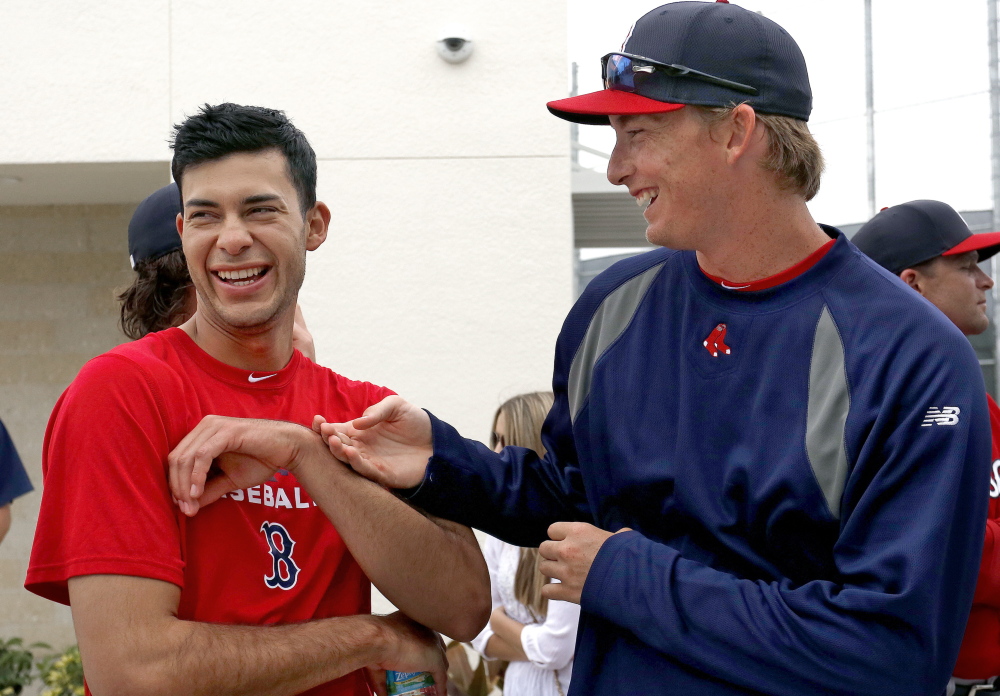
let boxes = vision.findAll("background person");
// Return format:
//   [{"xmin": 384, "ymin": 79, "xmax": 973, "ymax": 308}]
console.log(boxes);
[
  {"xmin": 470, "ymin": 392, "xmax": 579, "ymax": 696},
  {"xmin": 852, "ymin": 199, "xmax": 1000, "ymax": 696},
  {"xmin": 274, "ymin": 3, "xmax": 993, "ymax": 694},
  {"xmin": 0, "ymin": 418, "xmax": 31, "ymax": 547},
  {"xmin": 119, "ymin": 181, "xmax": 316, "ymax": 360}
]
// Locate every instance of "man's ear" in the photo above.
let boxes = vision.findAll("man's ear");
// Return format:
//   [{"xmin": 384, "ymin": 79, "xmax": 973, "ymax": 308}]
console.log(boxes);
[
  {"xmin": 305, "ymin": 202, "xmax": 331, "ymax": 251},
  {"xmin": 176, "ymin": 212, "xmax": 184, "ymax": 239},
  {"xmin": 899, "ymin": 268, "xmax": 922, "ymax": 293},
  {"xmin": 723, "ymin": 103, "xmax": 759, "ymax": 165}
]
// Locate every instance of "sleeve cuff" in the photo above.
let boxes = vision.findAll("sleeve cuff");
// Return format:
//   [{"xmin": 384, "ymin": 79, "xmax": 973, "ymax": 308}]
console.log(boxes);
[
  {"xmin": 580, "ymin": 530, "xmax": 654, "ymax": 620},
  {"xmin": 471, "ymin": 623, "xmax": 496, "ymax": 656}
]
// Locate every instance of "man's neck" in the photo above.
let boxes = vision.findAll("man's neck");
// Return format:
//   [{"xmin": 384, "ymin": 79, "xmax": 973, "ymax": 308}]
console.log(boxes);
[
  {"xmin": 179, "ymin": 311, "xmax": 295, "ymax": 373},
  {"xmin": 694, "ymin": 198, "xmax": 829, "ymax": 283}
]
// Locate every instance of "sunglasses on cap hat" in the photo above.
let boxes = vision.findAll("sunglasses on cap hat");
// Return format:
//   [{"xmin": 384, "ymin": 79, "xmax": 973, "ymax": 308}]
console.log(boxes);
[{"xmin": 602, "ymin": 52, "xmax": 759, "ymax": 99}]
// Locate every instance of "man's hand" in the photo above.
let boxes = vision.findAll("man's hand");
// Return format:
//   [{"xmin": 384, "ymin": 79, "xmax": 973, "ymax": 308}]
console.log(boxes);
[
  {"xmin": 292, "ymin": 304, "xmax": 316, "ymax": 362},
  {"xmin": 315, "ymin": 395, "xmax": 433, "ymax": 489},
  {"xmin": 169, "ymin": 416, "xmax": 318, "ymax": 516},
  {"xmin": 539, "ymin": 522, "xmax": 632, "ymax": 604},
  {"xmin": 369, "ymin": 612, "xmax": 448, "ymax": 696}
]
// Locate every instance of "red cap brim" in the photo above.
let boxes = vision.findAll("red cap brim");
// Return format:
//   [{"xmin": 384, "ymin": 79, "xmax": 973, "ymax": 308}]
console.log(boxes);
[
  {"xmin": 943, "ymin": 231, "xmax": 1000, "ymax": 262},
  {"xmin": 547, "ymin": 89, "xmax": 685, "ymax": 125}
]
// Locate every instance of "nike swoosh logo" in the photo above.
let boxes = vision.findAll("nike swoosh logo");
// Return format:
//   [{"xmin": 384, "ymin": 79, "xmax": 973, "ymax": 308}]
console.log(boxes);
[
  {"xmin": 248, "ymin": 373, "xmax": 278, "ymax": 383},
  {"xmin": 720, "ymin": 281, "xmax": 751, "ymax": 290}
]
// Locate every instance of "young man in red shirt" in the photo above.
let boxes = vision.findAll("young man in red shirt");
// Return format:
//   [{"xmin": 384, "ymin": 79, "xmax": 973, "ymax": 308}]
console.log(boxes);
[
  {"xmin": 26, "ymin": 103, "xmax": 489, "ymax": 696},
  {"xmin": 853, "ymin": 199, "xmax": 1000, "ymax": 696}
]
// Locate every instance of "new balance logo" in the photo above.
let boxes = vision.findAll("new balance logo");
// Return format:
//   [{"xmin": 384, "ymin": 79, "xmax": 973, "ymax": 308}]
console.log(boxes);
[
  {"xmin": 921, "ymin": 406, "xmax": 961, "ymax": 427},
  {"xmin": 703, "ymin": 323, "xmax": 731, "ymax": 358}
]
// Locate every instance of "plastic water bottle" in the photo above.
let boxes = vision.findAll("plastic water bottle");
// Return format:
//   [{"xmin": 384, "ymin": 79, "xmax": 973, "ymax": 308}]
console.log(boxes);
[{"xmin": 386, "ymin": 670, "xmax": 436, "ymax": 695}]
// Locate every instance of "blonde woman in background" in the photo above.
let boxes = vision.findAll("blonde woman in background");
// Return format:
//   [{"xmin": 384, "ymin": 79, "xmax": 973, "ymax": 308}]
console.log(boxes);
[{"xmin": 471, "ymin": 392, "xmax": 580, "ymax": 696}]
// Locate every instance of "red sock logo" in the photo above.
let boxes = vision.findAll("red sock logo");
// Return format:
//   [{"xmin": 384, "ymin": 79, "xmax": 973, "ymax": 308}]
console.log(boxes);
[{"xmin": 703, "ymin": 323, "xmax": 731, "ymax": 358}]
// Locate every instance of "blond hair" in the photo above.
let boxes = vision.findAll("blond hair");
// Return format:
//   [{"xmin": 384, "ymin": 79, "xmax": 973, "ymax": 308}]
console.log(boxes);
[
  {"xmin": 490, "ymin": 391, "xmax": 554, "ymax": 621},
  {"xmin": 697, "ymin": 105, "xmax": 825, "ymax": 202}
]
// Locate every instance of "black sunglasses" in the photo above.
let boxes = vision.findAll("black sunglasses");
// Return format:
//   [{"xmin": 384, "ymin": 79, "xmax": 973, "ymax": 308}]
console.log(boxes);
[{"xmin": 602, "ymin": 53, "xmax": 758, "ymax": 97}]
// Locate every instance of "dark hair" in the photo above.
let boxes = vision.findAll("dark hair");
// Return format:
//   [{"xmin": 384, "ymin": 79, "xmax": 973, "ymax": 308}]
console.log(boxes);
[
  {"xmin": 170, "ymin": 103, "xmax": 317, "ymax": 214},
  {"xmin": 117, "ymin": 249, "xmax": 193, "ymax": 339}
]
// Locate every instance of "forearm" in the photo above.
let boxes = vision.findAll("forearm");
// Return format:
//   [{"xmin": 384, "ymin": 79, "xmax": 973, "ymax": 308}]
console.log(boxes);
[
  {"xmin": 71, "ymin": 577, "xmax": 391, "ymax": 696},
  {"xmin": 583, "ymin": 531, "xmax": 967, "ymax": 696},
  {"xmin": 295, "ymin": 449, "xmax": 489, "ymax": 641},
  {"xmin": 483, "ymin": 634, "xmax": 528, "ymax": 662},
  {"xmin": 0, "ymin": 504, "xmax": 10, "ymax": 546},
  {"xmin": 487, "ymin": 610, "xmax": 528, "ymax": 661}
]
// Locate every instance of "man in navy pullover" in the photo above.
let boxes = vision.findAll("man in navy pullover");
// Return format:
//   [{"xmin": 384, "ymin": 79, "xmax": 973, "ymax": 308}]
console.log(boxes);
[{"xmin": 172, "ymin": 2, "xmax": 993, "ymax": 694}]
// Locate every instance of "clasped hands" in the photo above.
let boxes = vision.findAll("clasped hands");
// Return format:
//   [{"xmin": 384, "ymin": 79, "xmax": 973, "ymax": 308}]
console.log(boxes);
[{"xmin": 167, "ymin": 395, "xmax": 631, "ymax": 605}]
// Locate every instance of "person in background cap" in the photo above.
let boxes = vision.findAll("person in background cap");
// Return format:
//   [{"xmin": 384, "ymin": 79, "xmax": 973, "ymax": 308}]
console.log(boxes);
[
  {"xmin": 118, "ymin": 181, "xmax": 316, "ymax": 360},
  {"xmin": 853, "ymin": 200, "xmax": 1000, "ymax": 695},
  {"xmin": 173, "ymin": 5, "xmax": 990, "ymax": 696},
  {"xmin": 117, "ymin": 182, "xmax": 196, "ymax": 339},
  {"xmin": 0, "ymin": 419, "xmax": 32, "ymax": 548}
]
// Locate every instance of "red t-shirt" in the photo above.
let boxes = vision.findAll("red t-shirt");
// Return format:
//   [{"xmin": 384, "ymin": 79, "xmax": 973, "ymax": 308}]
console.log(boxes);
[
  {"xmin": 26, "ymin": 328, "xmax": 393, "ymax": 695},
  {"xmin": 954, "ymin": 394, "xmax": 1000, "ymax": 678}
]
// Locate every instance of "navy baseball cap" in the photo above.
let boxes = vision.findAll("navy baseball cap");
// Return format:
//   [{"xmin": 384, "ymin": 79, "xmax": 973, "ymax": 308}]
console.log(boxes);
[
  {"xmin": 128, "ymin": 183, "xmax": 183, "ymax": 269},
  {"xmin": 548, "ymin": 0, "xmax": 812, "ymax": 125},
  {"xmin": 852, "ymin": 200, "xmax": 1000, "ymax": 276}
]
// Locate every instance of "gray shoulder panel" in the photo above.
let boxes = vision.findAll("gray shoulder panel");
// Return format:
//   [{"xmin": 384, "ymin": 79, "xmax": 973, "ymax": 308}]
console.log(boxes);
[
  {"xmin": 806, "ymin": 306, "xmax": 851, "ymax": 520},
  {"xmin": 567, "ymin": 263, "xmax": 663, "ymax": 423}
]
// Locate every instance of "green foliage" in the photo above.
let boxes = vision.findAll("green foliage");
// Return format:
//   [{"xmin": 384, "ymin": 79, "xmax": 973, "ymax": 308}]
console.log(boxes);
[
  {"xmin": 37, "ymin": 645, "xmax": 84, "ymax": 696},
  {"xmin": 0, "ymin": 641, "xmax": 83, "ymax": 696},
  {"xmin": 0, "ymin": 637, "xmax": 51, "ymax": 695}
]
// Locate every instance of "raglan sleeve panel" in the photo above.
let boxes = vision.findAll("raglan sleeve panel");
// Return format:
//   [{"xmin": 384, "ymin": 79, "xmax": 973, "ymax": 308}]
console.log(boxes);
[
  {"xmin": 0, "ymin": 419, "xmax": 32, "ymax": 506},
  {"xmin": 579, "ymin": 325, "xmax": 991, "ymax": 696},
  {"xmin": 25, "ymin": 354, "xmax": 185, "ymax": 605}
]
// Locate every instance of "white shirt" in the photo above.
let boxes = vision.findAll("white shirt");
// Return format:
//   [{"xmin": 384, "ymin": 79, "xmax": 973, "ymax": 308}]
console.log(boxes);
[{"xmin": 471, "ymin": 535, "xmax": 580, "ymax": 696}]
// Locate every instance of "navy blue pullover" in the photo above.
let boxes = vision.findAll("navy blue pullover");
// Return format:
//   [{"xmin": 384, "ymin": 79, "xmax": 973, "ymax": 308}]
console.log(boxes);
[{"xmin": 410, "ymin": 229, "xmax": 991, "ymax": 695}]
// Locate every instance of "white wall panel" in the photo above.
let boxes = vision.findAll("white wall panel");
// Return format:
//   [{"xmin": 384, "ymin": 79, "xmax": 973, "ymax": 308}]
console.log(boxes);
[
  {"xmin": 168, "ymin": 0, "xmax": 568, "ymax": 160},
  {"xmin": 0, "ymin": 0, "xmax": 172, "ymax": 163},
  {"xmin": 302, "ymin": 156, "xmax": 572, "ymax": 443}
]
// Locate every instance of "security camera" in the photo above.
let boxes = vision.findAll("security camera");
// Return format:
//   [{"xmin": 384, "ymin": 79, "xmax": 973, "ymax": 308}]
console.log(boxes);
[{"xmin": 437, "ymin": 36, "xmax": 473, "ymax": 63}]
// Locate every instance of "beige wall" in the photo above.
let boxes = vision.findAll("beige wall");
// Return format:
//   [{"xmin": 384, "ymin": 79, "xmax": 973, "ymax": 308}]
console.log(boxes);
[{"xmin": 0, "ymin": 204, "xmax": 133, "ymax": 648}]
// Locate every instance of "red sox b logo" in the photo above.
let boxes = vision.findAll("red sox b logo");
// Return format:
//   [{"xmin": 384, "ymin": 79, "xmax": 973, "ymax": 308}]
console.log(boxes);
[
  {"xmin": 261, "ymin": 521, "xmax": 299, "ymax": 590},
  {"xmin": 703, "ymin": 323, "xmax": 731, "ymax": 358}
]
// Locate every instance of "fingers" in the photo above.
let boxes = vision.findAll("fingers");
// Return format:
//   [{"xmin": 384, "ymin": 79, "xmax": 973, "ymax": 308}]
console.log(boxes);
[
  {"xmin": 366, "ymin": 667, "xmax": 387, "ymax": 696},
  {"xmin": 538, "ymin": 538, "xmax": 558, "ymax": 561},
  {"xmin": 431, "ymin": 665, "xmax": 448, "ymax": 696},
  {"xmin": 351, "ymin": 395, "xmax": 404, "ymax": 430},
  {"xmin": 294, "ymin": 303, "xmax": 308, "ymax": 329},
  {"xmin": 540, "ymin": 581, "xmax": 574, "ymax": 603},
  {"xmin": 169, "ymin": 416, "xmax": 227, "ymax": 506},
  {"xmin": 547, "ymin": 521, "xmax": 572, "ymax": 541},
  {"xmin": 312, "ymin": 414, "xmax": 327, "ymax": 434}
]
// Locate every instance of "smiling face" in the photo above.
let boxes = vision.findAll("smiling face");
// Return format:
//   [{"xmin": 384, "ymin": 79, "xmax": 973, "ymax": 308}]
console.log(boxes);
[
  {"xmin": 903, "ymin": 251, "xmax": 994, "ymax": 336},
  {"xmin": 607, "ymin": 109, "xmax": 729, "ymax": 250},
  {"xmin": 177, "ymin": 148, "xmax": 327, "ymax": 333}
]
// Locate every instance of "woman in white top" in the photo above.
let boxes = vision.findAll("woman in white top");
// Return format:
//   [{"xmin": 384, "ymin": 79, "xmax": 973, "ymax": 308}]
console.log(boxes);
[{"xmin": 470, "ymin": 392, "xmax": 580, "ymax": 696}]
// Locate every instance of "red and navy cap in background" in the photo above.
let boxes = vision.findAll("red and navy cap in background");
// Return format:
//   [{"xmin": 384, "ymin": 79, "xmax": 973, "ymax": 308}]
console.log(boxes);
[
  {"xmin": 547, "ymin": 0, "xmax": 812, "ymax": 125},
  {"xmin": 852, "ymin": 200, "xmax": 1000, "ymax": 276},
  {"xmin": 128, "ymin": 183, "xmax": 183, "ymax": 269}
]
